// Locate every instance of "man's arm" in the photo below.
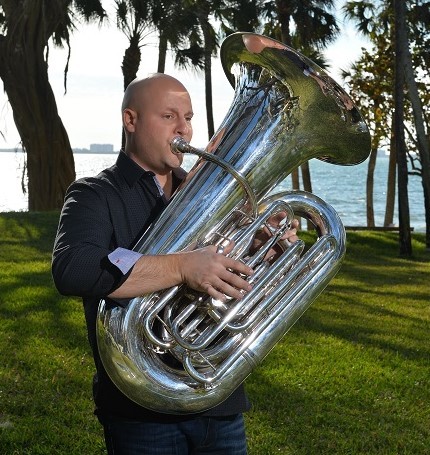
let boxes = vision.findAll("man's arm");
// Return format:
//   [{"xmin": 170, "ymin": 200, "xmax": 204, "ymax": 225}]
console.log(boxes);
[
  {"xmin": 108, "ymin": 241, "xmax": 254, "ymax": 302},
  {"xmin": 52, "ymin": 179, "xmax": 127, "ymax": 298}
]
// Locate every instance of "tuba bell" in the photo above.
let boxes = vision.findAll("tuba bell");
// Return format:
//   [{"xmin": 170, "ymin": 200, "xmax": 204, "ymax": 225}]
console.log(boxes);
[{"xmin": 96, "ymin": 32, "xmax": 371, "ymax": 414}]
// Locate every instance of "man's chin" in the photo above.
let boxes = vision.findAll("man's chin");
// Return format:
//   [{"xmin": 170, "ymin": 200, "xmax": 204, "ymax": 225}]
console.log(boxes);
[{"xmin": 173, "ymin": 154, "xmax": 184, "ymax": 167}]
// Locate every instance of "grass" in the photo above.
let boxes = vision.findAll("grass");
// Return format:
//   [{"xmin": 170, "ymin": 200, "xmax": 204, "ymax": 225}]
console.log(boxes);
[{"xmin": 0, "ymin": 212, "xmax": 429, "ymax": 454}]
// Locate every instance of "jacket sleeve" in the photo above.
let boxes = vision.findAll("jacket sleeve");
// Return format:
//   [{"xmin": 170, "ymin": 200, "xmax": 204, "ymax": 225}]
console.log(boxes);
[{"xmin": 52, "ymin": 178, "xmax": 128, "ymax": 298}]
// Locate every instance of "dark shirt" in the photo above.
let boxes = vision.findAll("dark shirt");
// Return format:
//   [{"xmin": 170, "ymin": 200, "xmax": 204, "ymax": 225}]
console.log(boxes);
[{"xmin": 52, "ymin": 151, "xmax": 250, "ymax": 422}]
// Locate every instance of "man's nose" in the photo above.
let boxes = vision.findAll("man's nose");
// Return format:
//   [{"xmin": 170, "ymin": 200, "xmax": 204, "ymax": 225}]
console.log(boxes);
[{"xmin": 175, "ymin": 118, "xmax": 190, "ymax": 136}]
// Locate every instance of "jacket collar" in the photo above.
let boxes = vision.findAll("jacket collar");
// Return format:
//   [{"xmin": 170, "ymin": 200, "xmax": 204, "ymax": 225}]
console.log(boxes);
[{"xmin": 116, "ymin": 150, "xmax": 186, "ymax": 191}]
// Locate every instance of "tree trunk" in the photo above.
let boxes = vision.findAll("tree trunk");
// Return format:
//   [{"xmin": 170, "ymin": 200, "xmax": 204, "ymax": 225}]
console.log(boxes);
[
  {"xmin": 290, "ymin": 168, "xmax": 301, "ymax": 229},
  {"xmin": 121, "ymin": 35, "xmax": 142, "ymax": 91},
  {"xmin": 384, "ymin": 124, "xmax": 396, "ymax": 227},
  {"xmin": 291, "ymin": 169, "xmax": 300, "ymax": 191},
  {"xmin": 121, "ymin": 34, "xmax": 141, "ymax": 149},
  {"xmin": 301, "ymin": 162, "xmax": 313, "ymax": 230},
  {"xmin": 157, "ymin": 32, "xmax": 168, "ymax": 73},
  {"xmin": 204, "ymin": 54, "xmax": 214, "ymax": 140},
  {"xmin": 202, "ymin": 23, "xmax": 214, "ymax": 140},
  {"xmin": 394, "ymin": 0, "xmax": 412, "ymax": 256},
  {"xmin": 0, "ymin": 9, "xmax": 75, "ymax": 211},
  {"xmin": 366, "ymin": 147, "xmax": 377, "ymax": 226},
  {"xmin": 275, "ymin": 0, "xmax": 292, "ymax": 45}
]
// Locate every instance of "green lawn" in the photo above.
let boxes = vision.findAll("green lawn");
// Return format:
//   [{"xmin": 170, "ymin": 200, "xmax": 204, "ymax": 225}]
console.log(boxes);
[{"xmin": 0, "ymin": 212, "xmax": 429, "ymax": 454}]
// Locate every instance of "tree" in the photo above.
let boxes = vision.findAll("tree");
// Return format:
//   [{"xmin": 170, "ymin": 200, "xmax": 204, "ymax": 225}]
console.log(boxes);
[
  {"xmin": 393, "ymin": 0, "xmax": 412, "ymax": 255},
  {"xmin": 218, "ymin": 0, "xmax": 262, "ymax": 35},
  {"xmin": 172, "ymin": 0, "xmax": 263, "ymax": 141},
  {"xmin": 115, "ymin": 0, "xmax": 199, "ymax": 148},
  {"xmin": 343, "ymin": 2, "xmax": 398, "ymax": 230},
  {"xmin": 179, "ymin": 0, "xmax": 222, "ymax": 140},
  {"xmin": 152, "ymin": 0, "xmax": 192, "ymax": 73},
  {"xmin": 263, "ymin": 0, "xmax": 339, "ymax": 51},
  {"xmin": 261, "ymin": 0, "xmax": 339, "ymax": 228},
  {"xmin": 401, "ymin": 2, "xmax": 430, "ymax": 249},
  {"xmin": 0, "ymin": 0, "xmax": 106, "ymax": 211},
  {"xmin": 115, "ymin": 0, "xmax": 153, "ymax": 92},
  {"xmin": 114, "ymin": 0, "xmax": 153, "ymax": 149},
  {"xmin": 341, "ymin": 33, "xmax": 393, "ymax": 228},
  {"xmin": 345, "ymin": 0, "xmax": 430, "ymax": 250}
]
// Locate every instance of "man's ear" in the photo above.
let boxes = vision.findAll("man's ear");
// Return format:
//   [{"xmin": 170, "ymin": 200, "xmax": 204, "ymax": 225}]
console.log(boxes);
[{"xmin": 123, "ymin": 108, "xmax": 137, "ymax": 132}]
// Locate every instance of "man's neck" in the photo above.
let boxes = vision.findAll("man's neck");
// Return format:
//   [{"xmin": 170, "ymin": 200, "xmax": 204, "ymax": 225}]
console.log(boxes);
[{"xmin": 155, "ymin": 172, "xmax": 173, "ymax": 199}]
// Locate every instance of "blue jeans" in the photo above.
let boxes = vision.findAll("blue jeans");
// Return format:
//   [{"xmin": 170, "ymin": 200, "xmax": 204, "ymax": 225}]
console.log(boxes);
[{"xmin": 100, "ymin": 414, "xmax": 248, "ymax": 455}]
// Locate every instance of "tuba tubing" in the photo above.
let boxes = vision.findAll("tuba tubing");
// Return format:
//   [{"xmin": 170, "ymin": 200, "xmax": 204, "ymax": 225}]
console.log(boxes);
[{"xmin": 96, "ymin": 32, "xmax": 370, "ymax": 414}]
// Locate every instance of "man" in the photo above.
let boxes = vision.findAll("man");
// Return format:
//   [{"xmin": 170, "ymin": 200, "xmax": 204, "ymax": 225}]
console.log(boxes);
[{"xmin": 52, "ymin": 73, "xmax": 298, "ymax": 454}]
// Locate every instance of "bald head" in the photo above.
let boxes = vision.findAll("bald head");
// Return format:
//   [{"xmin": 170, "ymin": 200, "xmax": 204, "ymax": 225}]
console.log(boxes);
[{"xmin": 122, "ymin": 73, "xmax": 189, "ymax": 114}]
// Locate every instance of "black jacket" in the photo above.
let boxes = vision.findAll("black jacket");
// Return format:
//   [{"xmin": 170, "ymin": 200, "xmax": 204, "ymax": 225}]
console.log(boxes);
[{"xmin": 52, "ymin": 151, "xmax": 250, "ymax": 422}]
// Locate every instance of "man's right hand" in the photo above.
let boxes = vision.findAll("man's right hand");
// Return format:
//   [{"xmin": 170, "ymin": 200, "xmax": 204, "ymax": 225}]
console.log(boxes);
[{"xmin": 176, "ymin": 241, "xmax": 254, "ymax": 302}]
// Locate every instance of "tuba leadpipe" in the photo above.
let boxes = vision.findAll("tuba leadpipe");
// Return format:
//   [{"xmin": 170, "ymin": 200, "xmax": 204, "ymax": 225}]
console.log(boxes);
[{"xmin": 96, "ymin": 32, "xmax": 371, "ymax": 414}]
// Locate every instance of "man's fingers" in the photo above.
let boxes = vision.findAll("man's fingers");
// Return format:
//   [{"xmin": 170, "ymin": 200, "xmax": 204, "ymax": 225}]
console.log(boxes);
[{"xmin": 207, "ymin": 278, "xmax": 249, "ymax": 302}]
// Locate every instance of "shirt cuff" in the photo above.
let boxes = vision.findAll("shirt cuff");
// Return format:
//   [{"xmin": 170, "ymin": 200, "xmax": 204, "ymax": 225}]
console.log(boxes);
[{"xmin": 108, "ymin": 247, "xmax": 143, "ymax": 275}]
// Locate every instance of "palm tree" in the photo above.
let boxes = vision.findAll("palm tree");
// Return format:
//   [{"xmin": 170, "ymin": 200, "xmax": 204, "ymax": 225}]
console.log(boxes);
[
  {"xmin": 174, "ymin": 0, "xmax": 263, "ymax": 141},
  {"xmin": 114, "ymin": 0, "xmax": 154, "ymax": 148},
  {"xmin": 264, "ymin": 0, "xmax": 339, "ymax": 50},
  {"xmin": 261, "ymin": 0, "xmax": 339, "ymax": 228},
  {"xmin": 218, "ymin": 0, "xmax": 262, "ymax": 34},
  {"xmin": 394, "ymin": 0, "xmax": 412, "ymax": 255},
  {"xmin": 151, "ymin": 0, "xmax": 190, "ymax": 73},
  {"xmin": 344, "ymin": 1, "xmax": 397, "ymax": 230},
  {"xmin": 115, "ymin": 0, "xmax": 153, "ymax": 91},
  {"xmin": 0, "ymin": 0, "xmax": 106, "ymax": 210},
  {"xmin": 179, "ymin": 0, "xmax": 222, "ymax": 140}
]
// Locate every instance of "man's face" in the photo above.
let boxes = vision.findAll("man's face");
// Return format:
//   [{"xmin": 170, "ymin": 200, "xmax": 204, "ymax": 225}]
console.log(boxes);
[{"xmin": 125, "ymin": 78, "xmax": 194, "ymax": 175}]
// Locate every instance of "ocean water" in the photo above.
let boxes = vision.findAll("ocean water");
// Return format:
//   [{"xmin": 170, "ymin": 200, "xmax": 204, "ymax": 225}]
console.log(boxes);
[{"xmin": 0, "ymin": 151, "xmax": 425, "ymax": 232}]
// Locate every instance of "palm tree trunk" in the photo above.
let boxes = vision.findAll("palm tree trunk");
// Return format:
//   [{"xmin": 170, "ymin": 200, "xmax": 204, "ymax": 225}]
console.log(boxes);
[
  {"xmin": 157, "ymin": 32, "xmax": 168, "ymax": 73},
  {"xmin": 121, "ymin": 34, "xmax": 141, "ymax": 149},
  {"xmin": 384, "ymin": 123, "xmax": 396, "ymax": 227},
  {"xmin": 290, "ymin": 169, "xmax": 301, "ymax": 229},
  {"xmin": 394, "ymin": 0, "xmax": 412, "ymax": 256},
  {"xmin": 201, "ymin": 22, "xmax": 214, "ymax": 139},
  {"xmin": 366, "ymin": 147, "xmax": 377, "ymax": 226},
  {"xmin": 275, "ymin": 0, "xmax": 292, "ymax": 44},
  {"xmin": 301, "ymin": 162, "xmax": 313, "ymax": 230}
]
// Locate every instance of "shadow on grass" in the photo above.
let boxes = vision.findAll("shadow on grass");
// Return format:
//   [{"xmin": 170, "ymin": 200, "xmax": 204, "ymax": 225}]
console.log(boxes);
[
  {"xmin": 0, "ymin": 211, "xmax": 60, "ymax": 260},
  {"xmin": 246, "ymin": 362, "xmax": 428, "ymax": 454},
  {"xmin": 243, "ymin": 231, "xmax": 429, "ymax": 453},
  {"xmin": 245, "ymin": 287, "xmax": 430, "ymax": 451},
  {"xmin": 345, "ymin": 230, "xmax": 429, "ymax": 263},
  {"xmin": 1, "ymin": 213, "xmax": 428, "ymax": 453}
]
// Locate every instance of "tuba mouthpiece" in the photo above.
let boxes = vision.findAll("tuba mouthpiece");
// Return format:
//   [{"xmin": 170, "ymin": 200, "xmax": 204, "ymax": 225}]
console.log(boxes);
[{"xmin": 171, "ymin": 136, "xmax": 193, "ymax": 155}]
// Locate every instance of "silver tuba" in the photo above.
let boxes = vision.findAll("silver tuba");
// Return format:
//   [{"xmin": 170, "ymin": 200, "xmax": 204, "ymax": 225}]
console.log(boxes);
[{"xmin": 96, "ymin": 32, "xmax": 371, "ymax": 414}]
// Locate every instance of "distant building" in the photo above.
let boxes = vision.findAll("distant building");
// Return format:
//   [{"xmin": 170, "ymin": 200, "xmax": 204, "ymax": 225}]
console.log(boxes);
[{"xmin": 90, "ymin": 143, "xmax": 114, "ymax": 153}]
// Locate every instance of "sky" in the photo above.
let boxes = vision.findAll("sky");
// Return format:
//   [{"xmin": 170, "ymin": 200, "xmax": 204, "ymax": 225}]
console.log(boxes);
[{"xmin": 0, "ymin": 1, "xmax": 369, "ymax": 152}]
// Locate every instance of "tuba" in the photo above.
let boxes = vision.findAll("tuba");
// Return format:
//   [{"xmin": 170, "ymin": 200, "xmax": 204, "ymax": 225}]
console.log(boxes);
[{"xmin": 96, "ymin": 32, "xmax": 371, "ymax": 414}]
